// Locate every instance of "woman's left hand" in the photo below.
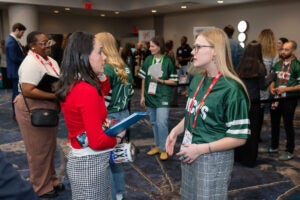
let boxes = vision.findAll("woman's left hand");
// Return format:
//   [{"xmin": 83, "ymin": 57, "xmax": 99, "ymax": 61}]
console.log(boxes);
[{"xmin": 176, "ymin": 143, "xmax": 205, "ymax": 164}]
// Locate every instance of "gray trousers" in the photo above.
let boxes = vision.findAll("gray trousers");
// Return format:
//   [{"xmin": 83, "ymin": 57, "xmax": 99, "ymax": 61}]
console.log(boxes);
[{"xmin": 181, "ymin": 150, "xmax": 234, "ymax": 200}]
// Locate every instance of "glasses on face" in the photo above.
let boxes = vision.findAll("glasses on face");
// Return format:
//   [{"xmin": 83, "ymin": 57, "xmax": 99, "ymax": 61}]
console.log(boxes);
[
  {"xmin": 36, "ymin": 40, "xmax": 52, "ymax": 47},
  {"xmin": 193, "ymin": 44, "xmax": 214, "ymax": 53}
]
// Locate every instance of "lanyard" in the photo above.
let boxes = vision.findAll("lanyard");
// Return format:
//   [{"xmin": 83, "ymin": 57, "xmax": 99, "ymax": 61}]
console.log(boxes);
[
  {"xmin": 32, "ymin": 50, "xmax": 59, "ymax": 76},
  {"xmin": 151, "ymin": 55, "xmax": 164, "ymax": 65},
  {"xmin": 279, "ymin": 62, "xmax": 291, "ymax": 85},
  {"xmin": 187, "ymin": 72, "xmax": 221, "ymax": 129}
]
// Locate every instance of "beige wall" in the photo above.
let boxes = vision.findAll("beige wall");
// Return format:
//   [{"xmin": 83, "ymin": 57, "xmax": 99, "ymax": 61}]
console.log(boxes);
[
  {"xmin": 164, "ymin": 0, "xmax": 300, "ymax": 57},
  {"xmin": 2, "ymin": 0, "xmax": 299, "ymax": 56}
]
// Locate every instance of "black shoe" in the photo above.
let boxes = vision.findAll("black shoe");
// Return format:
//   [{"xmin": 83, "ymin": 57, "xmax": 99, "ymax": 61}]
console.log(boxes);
[
  {"xmin": 54, "ymin": 183, "xmax": 65, "ymax": 192},
  {"xmin": 39, "ymin": 190, "xmax": 58, "ymax": 198}
]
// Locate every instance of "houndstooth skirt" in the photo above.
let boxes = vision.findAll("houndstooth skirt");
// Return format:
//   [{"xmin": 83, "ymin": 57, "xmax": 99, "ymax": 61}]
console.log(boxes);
[
  {"xmin": 181, "ymin": 150, "xmax": 234, "ymax": 200},
  {"xmin": 67, "ymin": 151, "xmax": 112, "ymax": 200}
]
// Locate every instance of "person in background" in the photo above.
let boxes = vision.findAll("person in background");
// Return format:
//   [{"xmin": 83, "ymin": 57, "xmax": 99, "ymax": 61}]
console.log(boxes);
[
  {"xmin": 268, "ymin": 40, "xmax": 300, "ymax": 161},
  {"xmin": 121, "ymin": 42, "xmax": 135, "ymax": 79},
  {"xmin": 0, "ymin": 40, "xmax": 6, "ymax": 89},
  {"xmin": 166, "ymin": 28, "xmax": 249, "ymax": 199},
  {"xmin": 223, "ymin": 24, "xmax": 244, "ymax": 69},
  {"xmin": 139, "ymin": 36, "xmax": 178, "ymax": 161},
  {"xmin": 5, "ymin": 23, "xmax": 27, "ymax": 119},
  {"xmin": 276, "ymin": 37, "xmax": 288, "ymax": 61},
  {"xmin": 257, "ymin": 29, "xmax": 278, "ymax": 142},
  {"xmin": 56, "ymin": 32, "xmax": 125, "ymax": 200},
  {"xmin": 14, "ymin": 31, "xmax": 63, "ymax": 198},
  {"xmin": 165, "ymin": 39, "xmax": 178, "ymax": 107},
  {"xmin": 50, "ymin": 34, "xmax": 64, "ymax": 66},
  {"xmin": 176, "ymin": 36, "xmax": 192, "ymax": 95},
  {"xmin": 96, "ymin": 32, "xmax": 134, "ymax": 200},
  {"xmin": 235, "ymin": 41, "xmax": 266, "ymax": 167}
]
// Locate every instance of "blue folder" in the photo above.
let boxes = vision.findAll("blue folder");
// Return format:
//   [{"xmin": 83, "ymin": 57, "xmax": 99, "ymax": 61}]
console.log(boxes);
[{"xmin": 105, "ymin": 112, "xmax": 148, "ymax": 136}]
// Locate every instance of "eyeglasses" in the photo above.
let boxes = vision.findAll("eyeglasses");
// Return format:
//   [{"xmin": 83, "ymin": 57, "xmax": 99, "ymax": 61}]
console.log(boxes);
[
  {"xmin": 36, "ymin": 40, "xmax": 52, "ymax": 47},
  {"xmin": 193, "ymin": 44, "xmax": 214, "ymax": 53}
]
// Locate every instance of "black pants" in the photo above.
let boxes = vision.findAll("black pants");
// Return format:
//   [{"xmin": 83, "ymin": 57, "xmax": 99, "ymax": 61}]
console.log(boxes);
[
  {"xmin": 235, "ymin": 102, "xmax": 261, "ymax": 167},
  {"xmin": 270, "ymin": 98, "xmax": 297, "ymax": 153}
]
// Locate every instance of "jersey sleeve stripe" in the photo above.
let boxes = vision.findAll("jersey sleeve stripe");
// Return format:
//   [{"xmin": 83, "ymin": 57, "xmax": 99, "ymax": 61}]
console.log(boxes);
[
  {"xmin": 226, "ymin": 119, "xmax": 249, "ymax": 127},
  {"xmin": 226, "ymin": 129, "xmax": 250, "ymax": 135}
]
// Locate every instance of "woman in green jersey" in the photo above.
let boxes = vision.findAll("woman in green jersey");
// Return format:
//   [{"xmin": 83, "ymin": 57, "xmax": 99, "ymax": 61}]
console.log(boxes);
[
  {"xmin": 96, "ymin": 32, "xmax": 133, "ymax": 200},
  {"xmin": 166, "ymin": 28, "xmax": 250, "ymax": 199},
  {"xmin": 139, "ymin": 36, "xmax": 178, "ymax": 160}
]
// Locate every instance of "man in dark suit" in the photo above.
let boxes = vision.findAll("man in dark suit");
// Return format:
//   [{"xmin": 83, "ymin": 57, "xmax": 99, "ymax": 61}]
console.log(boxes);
[
  {"xmin": 5, "ymin": 23, "xmax": 26, "ymax": 119},
  {"xmin": 0, "ymin": 151, "xmax": 38, "ymax": 199}
]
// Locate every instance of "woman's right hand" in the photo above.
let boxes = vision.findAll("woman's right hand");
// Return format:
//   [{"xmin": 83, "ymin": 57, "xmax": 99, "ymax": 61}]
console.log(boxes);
[
  {"xmin": 140, "ymin": 96, "xmax": 145, "ymax": 108},
  {"xmin": 116, "ymin": 130, "xmax": 126, "ymax": 144},
  {"xmin": 165, "ymin": 130, "xmax": 178, "ymax": 156}
]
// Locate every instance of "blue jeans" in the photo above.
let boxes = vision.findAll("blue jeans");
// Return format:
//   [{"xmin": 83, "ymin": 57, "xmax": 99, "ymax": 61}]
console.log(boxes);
[
  {"xmin": 109, "ymin": 110, "xmax": 129, "ymax": 199},
  {"xmin": 148, "ymin": 107, "xmax": 169, "ymax": 151}
]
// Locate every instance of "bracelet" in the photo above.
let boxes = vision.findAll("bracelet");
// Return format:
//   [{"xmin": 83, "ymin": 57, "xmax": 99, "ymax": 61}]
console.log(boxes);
[
  {"xmin": 208, "ymin": 143, "xmax": 212, "ymax": 153},
  {"xmin": 163, "ymin": 80, "xmax": 165, "ymax": 84}
]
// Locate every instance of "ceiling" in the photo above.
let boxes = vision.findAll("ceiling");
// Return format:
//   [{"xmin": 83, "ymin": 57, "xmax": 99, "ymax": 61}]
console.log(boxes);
[{"xmin": 0, "ymin": 0, "xmax": 275, "ymax": 18}]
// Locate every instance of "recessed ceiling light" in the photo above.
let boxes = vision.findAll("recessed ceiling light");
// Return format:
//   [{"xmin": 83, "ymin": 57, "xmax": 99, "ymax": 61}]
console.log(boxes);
[
  {"xmin": 181, "ymin": 5, "xmax": 187, "ymax": 9},
  {"xmin": 115, "ymin": 11, "xmax": 120, "ymax": 14},
  {"xmin": 151, "ymin": 10, "xmax": 157, "ymax": 13},
  {"xmin": 100, "ymin": 14, "xmax": 106, "ymax": 17},
  {"xmin": 217, "ymin": 0, "xmax": 224, "ymax": 3},
  {"xmin": 65, "ymin": 8, "xmax": 70, "ymax": 11},
  {"xmin": 53, "ymin": 10, "xmax": 59, "ymax": 14}
]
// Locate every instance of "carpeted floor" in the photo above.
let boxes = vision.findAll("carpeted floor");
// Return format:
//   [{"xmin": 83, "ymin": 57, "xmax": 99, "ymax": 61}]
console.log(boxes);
[{"xmin": 0, "ymin": 88, "xmax": 299, "ymax": 200}]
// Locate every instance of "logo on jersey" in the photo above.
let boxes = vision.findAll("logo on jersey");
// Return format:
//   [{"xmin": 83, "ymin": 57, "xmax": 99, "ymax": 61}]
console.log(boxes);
[
  {"xmin": 277, "ymin": 71, "xmax": 290, "ymax": 81},
  {"xmin": 186, "ymin": 97, "xmax": 209, "ymax": 120}
]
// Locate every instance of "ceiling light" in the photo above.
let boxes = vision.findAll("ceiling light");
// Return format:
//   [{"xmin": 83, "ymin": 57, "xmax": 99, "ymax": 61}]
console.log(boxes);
[
  {"xmin": 65, "ymin": 8, "xmax": 70, "ymax": 11},
  {"xmin": 181, "ymin": 5, "xmax": 187, "ymax": 9},
  {"xmin": 151, "ymin": 10, "xmax": 157, "ymax": 13},
  {"xmin": 115, "ymin": 11, "xmax": 120, "ymax": 14},
  {"xmin": 53, "ymin": 10, "xmax": 59, "ymax": 14},
  {"xmin": 217, "ymin": 0, "xmax": 224, "ymax": 3},
  {"xmin": 100, "ymin": 14, "xmax": 106, "ymax": 17}
]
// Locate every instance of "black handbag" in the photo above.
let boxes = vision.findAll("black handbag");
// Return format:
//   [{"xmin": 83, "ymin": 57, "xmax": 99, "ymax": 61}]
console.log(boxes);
[
  {"xmin": 20, "ymin": 87, "xmax": 59, "ymax": 127},
  {"xmin": 29, "ymin": 108, "xmax": 59, "ymax": 127}
]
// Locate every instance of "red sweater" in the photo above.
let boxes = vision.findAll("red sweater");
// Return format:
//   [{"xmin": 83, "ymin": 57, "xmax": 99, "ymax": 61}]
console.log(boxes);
[{"xmin": 61, "ymin": 79, "xmax": 117, "ymax": 150}]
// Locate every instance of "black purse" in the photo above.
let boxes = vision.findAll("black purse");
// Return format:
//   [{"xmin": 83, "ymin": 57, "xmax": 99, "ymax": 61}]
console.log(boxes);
[{"xmin": 21, "ymin": 87, "xmax": 59, "ymax": 127}]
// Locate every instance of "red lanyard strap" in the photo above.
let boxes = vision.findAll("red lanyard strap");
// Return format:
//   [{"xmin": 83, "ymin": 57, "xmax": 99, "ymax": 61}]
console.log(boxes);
[
  {"xmin": 32, "ymin": 50, "xmax": 59, "ymax": 76},
  {"xmin": 279, "ymin": 62, "xmax": 291, "ymax": 85},
  {"xmin": 187, "ymin": 72, "xmax": 221, "ymax": 129}
]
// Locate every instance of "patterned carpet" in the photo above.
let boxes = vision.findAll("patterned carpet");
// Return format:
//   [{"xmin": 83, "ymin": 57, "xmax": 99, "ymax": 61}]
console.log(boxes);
[{"xmin": 0, "ymin": 88, "xmax": 299, "ymax": 200}]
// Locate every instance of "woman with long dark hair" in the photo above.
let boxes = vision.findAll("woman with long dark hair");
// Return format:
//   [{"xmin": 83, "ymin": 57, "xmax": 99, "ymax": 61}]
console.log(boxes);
[
  {"xmin": 235, "ymin": 41, "xmax": 266, "ymax": 167},
  {"xmin": 56, "ymin": 32, "xmax": 125, "ymax": 200}
]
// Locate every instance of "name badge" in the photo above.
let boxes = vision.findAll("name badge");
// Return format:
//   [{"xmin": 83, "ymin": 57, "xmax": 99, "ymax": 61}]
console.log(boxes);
[
  {"xmin": 148, "ymin": 81, "xmax": 157, "ymax": 94},
  {"xmin": 180, "ymin": 129, "xmax": 192, "ymax": 151}
]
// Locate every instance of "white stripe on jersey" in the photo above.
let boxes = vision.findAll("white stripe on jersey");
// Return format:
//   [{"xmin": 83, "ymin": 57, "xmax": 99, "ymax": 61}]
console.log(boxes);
[
  {"xmin": 226, "ymin": 119, "xmax": 249, "ymax": 127},
  {"xmin": 226, "ymin": 129, "xmax": 250, "ymax": 135}
]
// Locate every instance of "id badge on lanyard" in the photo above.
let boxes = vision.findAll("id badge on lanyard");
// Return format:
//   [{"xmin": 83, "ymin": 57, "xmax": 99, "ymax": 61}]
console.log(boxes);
[
  {"xmin": 180, "ymin": 129, "xmax": 192, "ymax": 151},
  {"xmin": 148, "ymin": 81, "xmax": 157, "ymax": 94}
]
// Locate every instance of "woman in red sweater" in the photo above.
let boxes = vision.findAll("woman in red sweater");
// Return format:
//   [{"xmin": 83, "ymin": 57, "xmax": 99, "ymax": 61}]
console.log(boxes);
[{"xmin": 56, "ymin": 32, "xmax": 124, "ymax": 200}]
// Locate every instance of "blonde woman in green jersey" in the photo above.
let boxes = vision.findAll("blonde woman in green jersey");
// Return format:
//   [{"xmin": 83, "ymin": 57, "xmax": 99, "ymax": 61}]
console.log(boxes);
[{"xmin": 166, "ymin": 28, "xmax": 250, "ymax": 200}]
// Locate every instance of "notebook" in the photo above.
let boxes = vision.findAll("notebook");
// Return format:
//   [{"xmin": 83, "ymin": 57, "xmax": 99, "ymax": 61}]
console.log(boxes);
[
  {"xmin": 105, "ymin": 112, "xmax": 148, "ymax": 136},
  {"xmin": 36, "ymin": 73, "xmax": 59, "ymax": 92}
]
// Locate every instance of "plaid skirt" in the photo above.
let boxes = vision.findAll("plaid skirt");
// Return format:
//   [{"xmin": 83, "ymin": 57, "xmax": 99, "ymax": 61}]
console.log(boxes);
[
  {"xmin": 67, "ymin": 151, "xmax": 112, "ymax": 200},
  {"xmin": 181, "ymin": 150, "xmax": 234, "ymax": 200}
]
